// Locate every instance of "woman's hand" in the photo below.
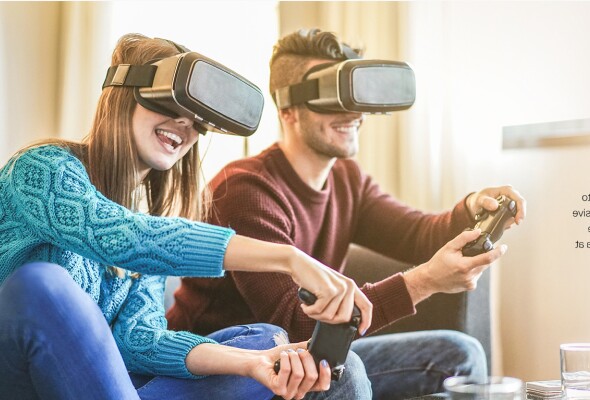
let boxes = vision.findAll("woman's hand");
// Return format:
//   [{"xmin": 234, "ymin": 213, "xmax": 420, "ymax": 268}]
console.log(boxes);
[
  {"xmin": 287, "ymin": 246, "xmax": 372, "ymax": 336},
  {"xmin": 186, "ymin": 341, "xmax": 331, "ymax": 399},
  {"xmin": 223, "ymin": 235, "xmax": 372, "ymax": 334},
  {"xmin": 252, "ymin": 341, "xmax": 331, "ymax": 399}
]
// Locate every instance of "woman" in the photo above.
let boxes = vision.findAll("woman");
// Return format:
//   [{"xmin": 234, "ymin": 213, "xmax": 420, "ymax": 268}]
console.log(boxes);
[{"xmin": 0, "ymin": 33, "xmax": 371, "ymax": 400}]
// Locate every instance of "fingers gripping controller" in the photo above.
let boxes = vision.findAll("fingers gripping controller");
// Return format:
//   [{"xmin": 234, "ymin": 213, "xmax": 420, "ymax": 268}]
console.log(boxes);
[
  {"xmin": 273, "ymin": 288, "xmax": 361, "ymax": 381},
  {"xmin": 462, "ymin": 195, "xmax": 517, "ymax": 257}
]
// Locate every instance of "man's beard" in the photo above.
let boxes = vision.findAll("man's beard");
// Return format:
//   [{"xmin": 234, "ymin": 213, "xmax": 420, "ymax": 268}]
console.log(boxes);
[{"xmin": 299, "ymin": 115, "xmax": 359, "ymax": 159}]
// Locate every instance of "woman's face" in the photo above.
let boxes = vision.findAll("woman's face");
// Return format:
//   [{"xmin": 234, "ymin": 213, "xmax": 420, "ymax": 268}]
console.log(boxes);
[{"xmin": 132, "ymin": 104, "xmax": 200, "ymax": 178}]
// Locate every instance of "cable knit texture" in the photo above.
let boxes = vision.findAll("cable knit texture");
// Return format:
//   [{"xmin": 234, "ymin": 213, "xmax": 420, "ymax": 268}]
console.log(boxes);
[{"xmin": 0, "ymin": 145, "xmax": 235, "ymax": 378}]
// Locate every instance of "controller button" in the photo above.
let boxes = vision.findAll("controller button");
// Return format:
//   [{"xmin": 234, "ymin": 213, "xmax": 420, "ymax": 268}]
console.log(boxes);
[
  {"xmin": 483, "ymin": 240, "xmax": 493, "ymax": 251},
  {"xmin": 508, "ymin": 200, "xmax": 516, "ymax": 212}
]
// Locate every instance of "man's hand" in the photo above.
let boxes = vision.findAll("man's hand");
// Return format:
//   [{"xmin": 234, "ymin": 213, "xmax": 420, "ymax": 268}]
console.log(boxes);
[
  {"xmin": 466, "ymin": 185, "xmax": 526, "ymax": 226},
  {"xmin": 403, "ymin": 229, "xmax": 507, "ymax": 304}
]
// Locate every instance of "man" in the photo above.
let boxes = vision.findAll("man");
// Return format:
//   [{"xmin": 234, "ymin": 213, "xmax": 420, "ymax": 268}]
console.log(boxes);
[{"xmin": 167, "ymin": 28, "xmax": 526, "ymax": 399}]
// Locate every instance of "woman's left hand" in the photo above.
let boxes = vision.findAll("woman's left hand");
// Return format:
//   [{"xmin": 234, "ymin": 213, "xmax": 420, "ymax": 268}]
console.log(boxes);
[{"xmin": 253, "ymin": 341, "xmax": 331, "ymax": 399}]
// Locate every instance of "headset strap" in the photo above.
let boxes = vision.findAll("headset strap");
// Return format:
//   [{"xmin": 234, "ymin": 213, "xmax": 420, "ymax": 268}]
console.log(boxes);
[
  {"xmin": 273, "ymin": 46, "xmax": 359, "ymax": 109},
  {"xmin": 102, "ymin": 64, "xmax": 157, "ymax": 89},
  {"xmin": 274, "ymin": 79, "xmax": 319, "ymax": 109}
]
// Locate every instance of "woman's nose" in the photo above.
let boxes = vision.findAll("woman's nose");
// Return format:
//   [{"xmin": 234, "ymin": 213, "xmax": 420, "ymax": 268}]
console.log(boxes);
[{"xmin": 174, "ymin": 116, "xmax": 193, "ymax": 127}]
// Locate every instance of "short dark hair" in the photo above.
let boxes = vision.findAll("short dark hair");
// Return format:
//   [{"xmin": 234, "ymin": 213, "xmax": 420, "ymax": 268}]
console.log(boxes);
[{"xmin": 269, "ymin": 28, "xmax": 364, "ymax": 102}]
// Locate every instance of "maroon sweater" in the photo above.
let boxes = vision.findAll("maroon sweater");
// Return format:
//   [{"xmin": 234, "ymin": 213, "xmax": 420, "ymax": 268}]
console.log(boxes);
[{"xmin": 166, "ymin": 143, "xmax": 474, "ymax": 341}]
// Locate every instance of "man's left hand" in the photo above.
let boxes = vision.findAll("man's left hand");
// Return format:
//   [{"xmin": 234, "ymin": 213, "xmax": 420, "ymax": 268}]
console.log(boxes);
[{"xmin": 466, "ymin": 185, "xmax": 526, "ymax": 227}]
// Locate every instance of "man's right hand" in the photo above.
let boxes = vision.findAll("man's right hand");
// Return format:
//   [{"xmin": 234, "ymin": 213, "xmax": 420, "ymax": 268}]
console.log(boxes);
[{"xmin": 403, "ymin": 228, "xmax": 507, "ymax": 304}]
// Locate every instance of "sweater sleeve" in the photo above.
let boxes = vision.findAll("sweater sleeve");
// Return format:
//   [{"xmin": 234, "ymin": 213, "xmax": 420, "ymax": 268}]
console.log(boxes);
[
  {"xmin": 7, "ymin": 146, "xmax": 234, "ymax": 277},
  {"xmin": 112, "ymin": 274, "xmax": 215, "ymax": 379},
  {"xmin": 353, "ymin": 170, "xmax": 474, "ymax": 265}
]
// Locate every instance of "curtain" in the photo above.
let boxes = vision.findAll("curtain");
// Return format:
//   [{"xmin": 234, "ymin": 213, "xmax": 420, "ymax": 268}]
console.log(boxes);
[{"xmin": 0, "ymin": 2, "xmax": 111, "ymax": 164}]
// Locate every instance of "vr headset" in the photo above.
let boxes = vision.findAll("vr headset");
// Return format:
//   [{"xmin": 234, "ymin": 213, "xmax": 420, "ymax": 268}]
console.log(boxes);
[
  {"xmin": 274, "ymin": 58, "xmax": 416, "ymax": 114},
  {"xmin": 102, "ymin": 40, "xmax": 264, "ymax": 137}
]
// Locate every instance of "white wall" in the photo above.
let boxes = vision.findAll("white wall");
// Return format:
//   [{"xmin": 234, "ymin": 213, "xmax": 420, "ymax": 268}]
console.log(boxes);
[
  {"xmin": 439, "ymin": 2, "xmax": 590, "ymax": 381},
  {"xmin": 0, "ymin": 3, "xmax": 62, "ymax": 163}
]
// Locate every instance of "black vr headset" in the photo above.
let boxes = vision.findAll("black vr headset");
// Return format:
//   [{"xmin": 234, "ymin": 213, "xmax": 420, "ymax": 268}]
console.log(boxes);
[
  {"xmin": 274, "ymin": 54, "xmax": 416, "ymax": 114},
  {"xmin": 102, "ymin": 39, "xmax": 264, "ymax": 137}
]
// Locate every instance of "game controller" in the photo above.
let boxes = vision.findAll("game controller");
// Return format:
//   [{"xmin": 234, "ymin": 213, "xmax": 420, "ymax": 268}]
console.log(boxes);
[
  {"xmin": 273, "ymin": 288, "xmax": 361, "ymax": 381},
  {"xmin": 461, "ymin": 195, "xmax": 517, "ymax": 257}
]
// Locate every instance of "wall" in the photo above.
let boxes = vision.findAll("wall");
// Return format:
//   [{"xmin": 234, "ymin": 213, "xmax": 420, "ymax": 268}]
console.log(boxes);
[
  {"xmin": 0, "ymin": 3, "xmax": 62, "ymax": 163},
  {"xmin": 439, "ymin": 2, "xmax": 590, "ymax": 381}
]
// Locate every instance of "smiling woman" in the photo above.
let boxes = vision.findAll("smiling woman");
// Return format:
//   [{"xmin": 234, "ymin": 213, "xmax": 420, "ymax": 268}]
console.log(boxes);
[{"xmin": 132, "ymin": 106, "xmax": 200, "ymax": 176}]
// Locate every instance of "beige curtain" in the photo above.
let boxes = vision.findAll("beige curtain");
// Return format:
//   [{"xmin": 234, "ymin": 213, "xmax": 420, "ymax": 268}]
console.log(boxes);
[{"xmin": 0, "ymin": 2, "xmax": 111, "ymax": 164}]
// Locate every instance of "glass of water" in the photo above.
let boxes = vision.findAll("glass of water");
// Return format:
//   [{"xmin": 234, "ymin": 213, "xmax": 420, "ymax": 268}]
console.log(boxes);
[{"xmin": 561, "ymin": 343, "xmax": 590, "ymax": 399}]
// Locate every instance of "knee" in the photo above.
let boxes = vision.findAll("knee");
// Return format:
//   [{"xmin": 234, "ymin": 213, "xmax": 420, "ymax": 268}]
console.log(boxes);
[
  {"xmin": 10, "ymin": 261, "xmax": 67, "ymax": 281},
  {"xmin": 437, "ymin": 330, "xmax": 487, "ymax": 378},
  {"xmin": 330, "ymin": 350, "xmax": 372, "ymax": 399},
  {"xmin": 3, "ymin": 262, "xmax": 77, "ymax": 308},
  {"xmin": 249, "ymin": 323, "xmax": 289, "ymax": 347}
]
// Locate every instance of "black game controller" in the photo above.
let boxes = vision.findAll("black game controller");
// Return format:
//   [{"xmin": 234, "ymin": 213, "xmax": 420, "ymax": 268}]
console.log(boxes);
[
  {"xmin": 462, "ymin": 195, "xmax": 517, "ymax": 257},
  {"xmin": 273, "ymin": 288, "xmax": 361, "ymax": 381}
]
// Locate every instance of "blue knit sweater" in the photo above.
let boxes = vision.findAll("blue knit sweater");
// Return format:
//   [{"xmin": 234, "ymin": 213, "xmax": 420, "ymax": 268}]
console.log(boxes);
[{"xmin": 0, "ymin": 145, "xmax": 235, "ymax": 379}]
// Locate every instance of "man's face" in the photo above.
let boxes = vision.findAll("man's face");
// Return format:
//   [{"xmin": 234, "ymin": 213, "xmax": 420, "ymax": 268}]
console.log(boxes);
[
  {"xmin": 292, "ymin": 59, "xmax": 364, "ymax": 159},
  {"xmin": 296, "ymin": 106, "xmax": 364, "ymax": 159}
]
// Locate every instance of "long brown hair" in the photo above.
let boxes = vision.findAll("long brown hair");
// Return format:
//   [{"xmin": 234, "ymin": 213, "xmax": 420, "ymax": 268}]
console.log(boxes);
[{"xmin": 18, "ymin": 33, "xmax": 207, "ymax": 221}]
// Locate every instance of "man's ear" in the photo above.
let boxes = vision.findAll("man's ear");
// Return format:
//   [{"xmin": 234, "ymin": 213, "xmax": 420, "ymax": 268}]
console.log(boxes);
[{"xmin": 279, "ymin": 107, "xmax": 298, "ymax": 125}]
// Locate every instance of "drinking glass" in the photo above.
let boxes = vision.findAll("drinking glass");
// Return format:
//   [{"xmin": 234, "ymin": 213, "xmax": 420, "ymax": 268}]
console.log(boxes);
[{"xmin": 561, "ymin": 343, "xmax": 590, "ymax": 399}]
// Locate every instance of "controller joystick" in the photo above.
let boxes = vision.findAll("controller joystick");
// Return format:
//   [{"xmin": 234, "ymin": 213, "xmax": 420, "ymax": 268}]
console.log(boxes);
[{"xmin": 462, "ymin": 195, "xmax": 517, "ymax": 257}]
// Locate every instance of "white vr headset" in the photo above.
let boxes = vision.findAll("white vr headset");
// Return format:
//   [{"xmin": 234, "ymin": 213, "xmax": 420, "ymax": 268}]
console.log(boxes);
[
  {"xmin": 103, "ymin": 39, "xmax": 264, "ymax": 137},
  {"xmin": 274, "ymin": 58, "xmax": 416, "ymax": 114}
]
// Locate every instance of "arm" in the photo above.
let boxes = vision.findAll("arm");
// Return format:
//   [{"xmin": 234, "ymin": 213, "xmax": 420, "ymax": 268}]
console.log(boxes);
[
  {"xmin": 10, "ymin": 147, "xmax": 369, "ymax": 327},
  {"xmin": 8, "ymin": 146, "xmax": 233, "ymax": 278},
  {"xmin": 352, "ymin": 170, "xmax": 474, "ymax": 265},
  {"xmin": 114, "ymin": 275, "xmax": 332, "ymax": 397},
  {"xmin": 207, "ymin": 173, "xmax": 371, "ymax": 340},
  {"xmin": 187, "ymin": 342, "xmax": 332, "ymax": 399},
  {"xmin": 112, "ymin": 274, "xmax": 216, "ymax": 378}
]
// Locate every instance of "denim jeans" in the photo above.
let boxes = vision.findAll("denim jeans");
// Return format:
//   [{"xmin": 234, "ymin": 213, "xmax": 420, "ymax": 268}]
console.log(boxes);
[
  {"xmin": 0, "ymin": 263, "xmax": 299, "ymax": 400},
  {"xmin": 350, "ymin": 330, "xmax": 488, "ymax": 400}
]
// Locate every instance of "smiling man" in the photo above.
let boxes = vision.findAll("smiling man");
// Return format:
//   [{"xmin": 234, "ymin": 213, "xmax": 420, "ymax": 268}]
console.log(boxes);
[{"xmin": 167, "ymin": 28, "xmax": 526, "ymax": 399}]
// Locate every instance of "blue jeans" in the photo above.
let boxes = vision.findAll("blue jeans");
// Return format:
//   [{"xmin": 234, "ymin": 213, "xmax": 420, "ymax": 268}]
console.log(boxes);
[
  {"xmin": 350, "ymin": 330, "xmax": 488, "ymax": 400},
  {"xmin": 0, "ymin": 263, "xmax": 293, "ymax": 400}
]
